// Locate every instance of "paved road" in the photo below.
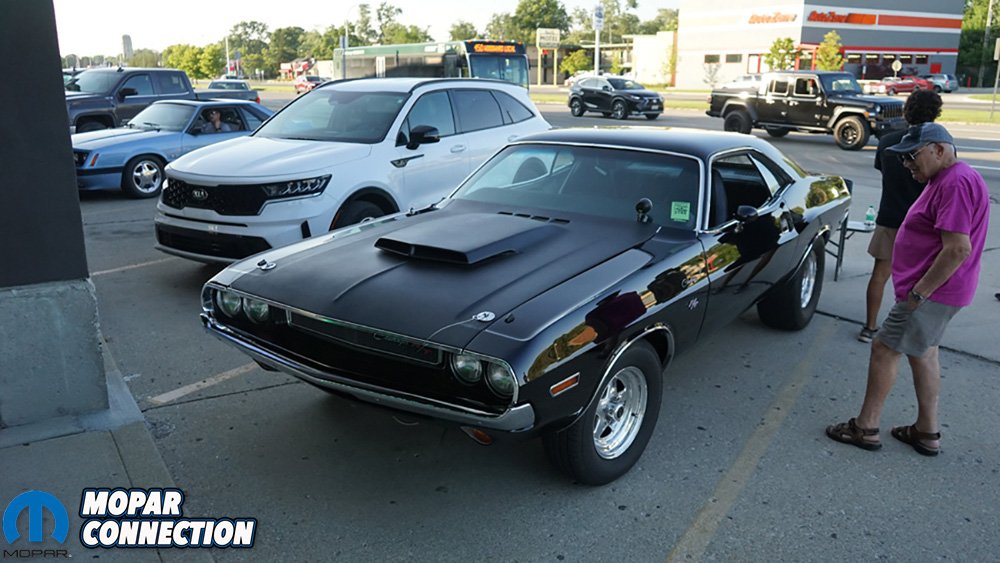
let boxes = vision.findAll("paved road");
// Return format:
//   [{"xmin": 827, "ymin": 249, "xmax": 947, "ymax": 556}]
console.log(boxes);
[{"xmin": 78, "ymin": 99, "xmax": 1000, "ymax": 561}]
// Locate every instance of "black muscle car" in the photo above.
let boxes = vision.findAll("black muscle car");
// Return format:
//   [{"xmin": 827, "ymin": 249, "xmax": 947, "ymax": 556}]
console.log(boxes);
[{"xmin": 201, "ymin": 128, "xmax": 852, "ymax": 485}]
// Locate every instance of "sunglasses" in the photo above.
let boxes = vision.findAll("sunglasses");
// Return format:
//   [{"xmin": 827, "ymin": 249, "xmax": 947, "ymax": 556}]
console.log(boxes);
[{"xmin": 898, "ymin": 144, "xmax": 930, "ymax": 163}]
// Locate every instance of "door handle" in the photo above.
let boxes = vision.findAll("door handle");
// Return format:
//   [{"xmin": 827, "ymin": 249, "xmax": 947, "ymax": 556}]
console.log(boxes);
[{"xmin": 450, "ymin": 145, "xmax": 466, "ymax": 153}]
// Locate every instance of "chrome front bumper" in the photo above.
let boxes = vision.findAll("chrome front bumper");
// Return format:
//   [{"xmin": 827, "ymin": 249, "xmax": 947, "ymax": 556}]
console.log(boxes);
[{"xmin": 202, "ymin": 315, "xmax": 537, "ymax": 432}]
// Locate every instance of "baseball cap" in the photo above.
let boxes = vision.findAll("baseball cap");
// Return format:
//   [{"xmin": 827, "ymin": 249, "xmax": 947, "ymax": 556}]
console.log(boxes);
[{"xmin": 887, "ymin": 122, "xmax": 954, "ymax": 154}]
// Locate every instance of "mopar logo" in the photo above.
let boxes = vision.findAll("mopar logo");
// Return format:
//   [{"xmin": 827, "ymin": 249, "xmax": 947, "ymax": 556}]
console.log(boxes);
[
  {"xmin": 191, "ymin": 188, "xmax": 209, "ymax": 201},
  {"xmin": 3, "ymin": 491, "xmax": 69, "ymax": 544}
]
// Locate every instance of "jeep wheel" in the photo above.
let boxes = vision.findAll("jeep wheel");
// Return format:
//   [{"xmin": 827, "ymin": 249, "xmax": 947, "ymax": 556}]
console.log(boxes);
[
  {"xmin": 570, "ymin": 98, "xmax": 585, "ymax": 117},
  {"xmin": 332, "ymin": 200, "xmax": 385, "ymax": 229},
  {"xmin": 543, "ymin": 341, "xmax": 662, "ymax": 485},
  {"xmin": 723, "ymin": 110, "xmax": 752, "ymax": 134},
  {"xmin": 120, "ymin": 155, "xmax": 165, "ymax": 198},
  {"xmin": 765, "ymin": 126, "xmax": 789, "ymax": 138},
  {"xmin": 757, "ymin": 240, "xmax": 824, "ymax": 331},
  {"xmin": 833, "ymin": 116, "xmax": 870, "ymax": 151},
  {"xmin": 77, "ymin": 121, "xmax": 107, "ymax": 133},
  {"xmin": 611, "ymin": 100, "xmax": 628, "ymax": 120}
]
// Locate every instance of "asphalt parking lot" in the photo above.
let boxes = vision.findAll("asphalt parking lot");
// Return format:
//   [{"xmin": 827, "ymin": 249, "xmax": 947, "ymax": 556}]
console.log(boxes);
[{"xmin": 5, "ymin": 100, "xmax": 1000, "ymax": 561}]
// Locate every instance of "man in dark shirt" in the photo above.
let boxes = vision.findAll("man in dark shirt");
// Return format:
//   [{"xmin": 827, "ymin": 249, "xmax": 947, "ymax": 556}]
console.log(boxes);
[{"xmin": 859, "ymin": 90, "xmax": 943, "ymax": 342}]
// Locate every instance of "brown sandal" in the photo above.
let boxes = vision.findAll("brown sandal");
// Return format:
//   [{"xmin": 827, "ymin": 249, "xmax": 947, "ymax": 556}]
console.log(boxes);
[
  {"xmin": 826, "ymin": 418, "xmax": 882, "ymax": 451},
  {"xmin": 891, "ymin": 425, "xmax": 941, "ymax": 456}
]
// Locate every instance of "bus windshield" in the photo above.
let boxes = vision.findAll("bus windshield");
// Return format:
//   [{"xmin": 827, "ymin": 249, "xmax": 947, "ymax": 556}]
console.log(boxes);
[{"xmin": 469, "ymin": 55, "xmax": 529, "ymax": 88}]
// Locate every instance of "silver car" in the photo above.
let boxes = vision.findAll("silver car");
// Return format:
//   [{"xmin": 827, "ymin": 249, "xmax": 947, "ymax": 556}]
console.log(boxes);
[{"xmin": 919, "ymin": 73, "xmax": 959, "ymax": 93}]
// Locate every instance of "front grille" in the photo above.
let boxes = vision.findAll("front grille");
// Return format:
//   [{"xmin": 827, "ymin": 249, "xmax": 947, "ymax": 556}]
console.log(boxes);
[
  {"xmin": 216, "ymin": 310, "xmax": 510, "ymax": 415},
  {"xmin": 162, "ymin": 178, "xmax": 268, "ymax": 216},
  {"xmin": 156, "ymin": 224, "xmax": 270, "ymax": 259},
  {"xmin": 878, "ymin": 103, "xmax": 904, "ymax": 120}
]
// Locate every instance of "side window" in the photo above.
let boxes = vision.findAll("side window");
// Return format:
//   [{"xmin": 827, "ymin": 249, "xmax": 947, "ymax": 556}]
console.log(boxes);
[
  {"xmin": 747, "ymin": 153, "xmax": 789, "ymax": 195},
  {"xmin": 793, "ymin": 78, "xmax": 817, "ymax": 97},
  {"xmin": 768, "ymin": 79, "xmax": 789, "ymax": 96},
  {"xmin": 712, "ymin": 153, "xmax": 772, "ymax": 218},
  {"xmin": 452, "ymin": 89, "xmax": 504, "ymax": 133},
  {"xmin": 578, "ymin": 78, "xmax": 594, "ymax": 88},
  {"xmin": 156, "ymin": 73, "xmax": 188, "ymax": 94},
  {"xmin": 240, "ymin": 107, "xmax": 265, "ymax": 131},
  {"xmin": 405, "ymin": 91, "xmax": 456, "ymax": 137},
  {"xmin": 492, "ymin": 91, "xmax": 534, "ymax": 124},
  {"xmin": 219, "ymin": 107, "xmax": 244, "ymax": 131},
  {"xmin": 121, "ymin": 74, "xmax": 154, "ymax": 96}
]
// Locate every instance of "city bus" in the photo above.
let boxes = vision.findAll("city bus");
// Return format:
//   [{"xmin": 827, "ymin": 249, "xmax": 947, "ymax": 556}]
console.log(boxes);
[{"xmin": 332, "ymin": 40, "xmax": 529, "ymax": 88}]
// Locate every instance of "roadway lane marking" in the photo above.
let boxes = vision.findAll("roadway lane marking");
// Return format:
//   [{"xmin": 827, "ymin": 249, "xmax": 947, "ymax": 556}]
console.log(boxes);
[
  {"xmin": 92, "ymin": 257, "xmax": 179, "ymax": 277},
  {"xmin": 971, "ymin": 165, "xmax": 1000, "ymax": 171},
  {"xmin": 145, "ymin": 363, "xmax": 258, "ymax": 407},
  {"xmin": 665, "ymin": 320, "xmax": 834, "ymax": 563}
]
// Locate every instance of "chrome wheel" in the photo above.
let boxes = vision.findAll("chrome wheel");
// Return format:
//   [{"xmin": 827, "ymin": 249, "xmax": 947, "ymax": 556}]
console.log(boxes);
[
  {"xmin": 593, "ymin": 366, "xmax": 647, "ymax": 460},
  {"xmin": 131, "ymin": 160, "xmax": 162, "ymax": 195},
  {"xmin": 799, "ymin": 250, "xmax": 817, "ymax": 309},
  {"xmin": 612, "ymin": 101, "xmax": 627, "ymax": 120}
]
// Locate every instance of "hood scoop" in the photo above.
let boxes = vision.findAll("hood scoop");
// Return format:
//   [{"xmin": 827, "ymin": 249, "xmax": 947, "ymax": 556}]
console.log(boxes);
[{"xmin": 375, "ymin": 213, "xmax": 561, "ymax": 265}]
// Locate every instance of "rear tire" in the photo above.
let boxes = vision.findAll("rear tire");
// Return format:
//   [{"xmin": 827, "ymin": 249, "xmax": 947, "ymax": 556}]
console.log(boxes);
[
  {"xmin": 757, "ymin": 240, "xmax": 824, "ymax": 331},
  {"xmin": 723, "ymin": 110, "xmax": 752, "ymax": 134},
  {"xmin": 833, "ymin": 115, "xmax": 870, "ymax": 151},
  {"xmin": 543, "ymin": 340, "xmax": 662, "ymax": 485},
  {"xmin": 120, "ymin": 155, "xmax": 165, "ymax": 198},
  {"xmin": 765, "ymin": 126, "xmax": 789, "ymax": 137},
  {"xmin": 645, "ymin": 113, "xmax": 660, "ymax": 120},
  {"xmin": 570, "ymin": 98, "xmax": 585, "ymax": 117},
  {"xmin": 933, "ymin": 85, "xmax": 942, "ymax": 93}
]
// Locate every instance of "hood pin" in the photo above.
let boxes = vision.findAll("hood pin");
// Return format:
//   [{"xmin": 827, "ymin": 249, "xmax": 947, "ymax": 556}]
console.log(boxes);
[{"xmin": 473, "ymin": 311, "xmax": 496, "ymax": 322}]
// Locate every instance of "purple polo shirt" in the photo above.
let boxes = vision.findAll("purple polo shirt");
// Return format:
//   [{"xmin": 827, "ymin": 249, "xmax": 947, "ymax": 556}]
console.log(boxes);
[{"xmin": 892, "ymin": 161, "xmax": 990, "ymax": 306}]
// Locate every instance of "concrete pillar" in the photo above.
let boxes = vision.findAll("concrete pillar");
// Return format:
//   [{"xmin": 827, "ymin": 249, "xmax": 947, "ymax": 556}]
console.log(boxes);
[{"xmin": 0, "ymin": 0, "xmax": 108, "ymax": 428}]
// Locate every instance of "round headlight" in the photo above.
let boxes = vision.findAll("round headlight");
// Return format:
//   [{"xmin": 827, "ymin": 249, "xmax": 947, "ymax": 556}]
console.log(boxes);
[
  {"xmin": 450, "ymin": 354, "xmax": 482, "ymax": 384},
  {"xmin": 243, "ymin": 298, "xmax": 270, "ymax": 323},
  {"xmin": 485, "ymin": 362, "xmax": 515, "ymax": 398},
  {"xmin": 216, "ymin": 291, "xmax": 242, "ymax": 317}
]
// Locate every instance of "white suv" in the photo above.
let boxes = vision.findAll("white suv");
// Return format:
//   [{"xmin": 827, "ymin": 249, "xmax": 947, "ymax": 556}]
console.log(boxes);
[{"xmin": 155, "ymin": 78, "xmax": 550, "ymax": 263}]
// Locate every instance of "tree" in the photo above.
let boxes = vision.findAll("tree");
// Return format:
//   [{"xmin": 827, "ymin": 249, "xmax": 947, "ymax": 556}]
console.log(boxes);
[
  {"xmin": 814, "ymin": 30, "xmax": 843, "ymax": 71},
  {"xmin": 763, "ymin": 37, "xmax": 800, "ymax": 71},
  {"xmin": 637, "ymin": 9, "xmax": 678, "ymax": 34},
  {"xmin": 268, "ymin": 27, "xmax": 305, "ymax": 72},
  {"xmin": 162, "ymin": 44, "xmax": 201, "ymax": 76},
  {"xmin": 228, "ymin": 21, "xmax": 270, "ymax": 65},
  {"xmin": 127, "ymin": 48, "xmax": 159, "ymax": 68},
  {"xmin": 559, "ymin": 48, "xmax": 591, "ymax": 75},
  {"xmin": 511, "ymin": 0, "xmax": 571, "ymax": 45},
  {"xmin": 485, "ymin": 13, "xmax": 517, "ymax": 41},
  {"xmin": 198, "ymin": 44, "xmax": 224, "ymax": 79},
  {"xmin": 354, "ymin": 4, "xmax": 377, "ymax": 45},
  {"xmin": 450, "ymin": 21, "xmax": 478, "ymax": 41},
  {"xmin": 566, "ymin": 0, "xmax": 638, "ymax": 45},
  {"xmin": 959, "ymin": 0, "xmax": 998, "ymax": 85},
  {"xmin": 374, "ymin": 2, "xmax": 402, "ymax": 44},
  {"xmin": 383, "ymin": 23, "xmax": 432, "ymax": 44}
]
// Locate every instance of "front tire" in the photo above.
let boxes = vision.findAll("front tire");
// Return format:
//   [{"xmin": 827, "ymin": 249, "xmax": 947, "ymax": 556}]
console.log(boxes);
[
  {"xmin": 543, "ymin": 340, "xmax": 662, "ymax": 485},
  {"xmin": 77, "ymin": 121, "xmax": 107, "ymax": 133},
  {"xmin": 757, "ymin": 240, "xmax": 824, "ymax": 330},
  {"xmin": 723, "ymin": 110, "xmax": 752, "ymax": 134},
  {"xmin": 332, "ymin": 200, "xmax": 385, "ymax": 229},
  {"xmin": 569, "ymin": 98, "xmax": 585, "ymax": 117},
  {"xmin": 833, "ymin": 116, "xmax": 870, "ymax": 151},
  {"xmin": 611, "ymin": 100, "xmax": 628, "ymax": 120},
  {"xmin": 120, "ymin": 155, "xmax": 165, "ymax": 198},
  {"xmin": 765, "ymin": 126, "xmax": 789, "ymax": 137}
]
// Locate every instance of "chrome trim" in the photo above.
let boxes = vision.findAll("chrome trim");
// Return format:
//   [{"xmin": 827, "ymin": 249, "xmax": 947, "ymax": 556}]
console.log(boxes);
[
  {"xmin": 794, "ymin": 225, "xmax": 831, "ymax": 273},
  {"xmin": 202, "ymin": 315, "xmax": 535, "ymax": 432}
]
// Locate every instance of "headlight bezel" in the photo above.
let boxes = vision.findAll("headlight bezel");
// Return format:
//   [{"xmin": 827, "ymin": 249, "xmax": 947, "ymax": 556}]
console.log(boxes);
[
  {"xmin": 215, "ymin": 290, "xmax": 243, "ymax": 317},
  {"xmin": 260, "ymin": 174, "xmax": 331, "ymax": 200},
  {"xmin": 450, "ymin": 354, "xmax": 483, "ymax": 384}
]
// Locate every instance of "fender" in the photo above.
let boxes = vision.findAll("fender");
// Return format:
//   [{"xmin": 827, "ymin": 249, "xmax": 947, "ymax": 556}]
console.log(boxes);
[
  {"xmin": 826, "ymin": 107, "xmax": 868, "ymax": 130},
  {"xmin": 721, "ymin": 100, "xmax": 758, "ymax": 123}
]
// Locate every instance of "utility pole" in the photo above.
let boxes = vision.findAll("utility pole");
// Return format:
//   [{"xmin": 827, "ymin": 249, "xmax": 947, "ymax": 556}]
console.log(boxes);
[{"xmin": 979, "ymin": 0, "xmax": 995, "ymax": 87}]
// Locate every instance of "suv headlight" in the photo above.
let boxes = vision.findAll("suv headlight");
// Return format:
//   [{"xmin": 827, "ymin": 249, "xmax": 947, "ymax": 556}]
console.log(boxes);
[{"xmin": 261, "ymin": 175, "xmax": 330, "ymax": 199}]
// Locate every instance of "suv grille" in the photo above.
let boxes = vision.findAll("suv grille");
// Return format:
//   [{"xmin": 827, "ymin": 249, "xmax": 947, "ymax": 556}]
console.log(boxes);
[
  {"xmin": 879, "ymin": 103, "xmax": 904, "ymax": 120},
  {"xmin": 162, "ymin": 178, "xmax": 268, "ymax": 216},
  {"xmin": 156, "ymin": 224, "xmax": 270, "ymax": 259}
]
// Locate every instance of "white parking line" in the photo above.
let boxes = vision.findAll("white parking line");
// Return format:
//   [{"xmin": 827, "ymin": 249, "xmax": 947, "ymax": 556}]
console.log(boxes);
[
  {"xmin": 665, "ymin": 320, "xmax": 835, "ymax": 562},
  {"xmin": 91, "ymin": 257, "xmax": 179, "ymax": 277},
  {"xmin": 145, "ymin": 363, "xmax": 258, "ymax": 407},
  {"xmin": 971, "ymin": 165, "xmax": 1000, "ymax": 171}
]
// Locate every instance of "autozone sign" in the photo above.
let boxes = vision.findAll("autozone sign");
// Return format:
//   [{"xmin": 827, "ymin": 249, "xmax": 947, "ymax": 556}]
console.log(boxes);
[{"xmin": 807, "ymin": 11, "xmax": 876, "ymax": 25}]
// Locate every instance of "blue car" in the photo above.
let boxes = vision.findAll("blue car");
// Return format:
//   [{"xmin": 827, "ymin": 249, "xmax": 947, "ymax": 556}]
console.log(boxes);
[{"xmin": 73, "ymin": 100, "xmax": 273, "ymax": 198}]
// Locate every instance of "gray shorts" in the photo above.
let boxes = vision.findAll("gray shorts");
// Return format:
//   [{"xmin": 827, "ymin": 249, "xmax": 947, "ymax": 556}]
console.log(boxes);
[
  {"xmin": 867, "ymin": 226, "xmax": 897, "ymax": 261},
  {"xmin": 877, "ymin": 299, "xmax": 961, "ymax": 357}
]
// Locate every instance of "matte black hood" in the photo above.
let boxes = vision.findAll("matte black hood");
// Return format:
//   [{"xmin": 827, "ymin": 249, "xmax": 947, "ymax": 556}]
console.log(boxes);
[{"xmin": 227, "ymin": 201, "xmax": 659, "ymax": 349}]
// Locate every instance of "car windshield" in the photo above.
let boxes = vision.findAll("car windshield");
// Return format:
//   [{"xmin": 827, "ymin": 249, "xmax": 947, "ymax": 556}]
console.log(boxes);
[
  {"xmin": 255, "ymin": 89, "xmax": 408, "ymax": 143},
  {"xmin": 208, "ymin": 81, "xmax": 248, "ymax": 90},
  {"xmin": 126, "ymin": 103, "xmax": 196, "ymax": 131},
  {"xmin": 608, "ymin": 78, "xmax": 643, "ymax": 90},
  {"xmin": 820, "ymin": 74, "xmax": 863, "ymax": 94},
  {"xmin": 65, "ymin": 71, "xmax": 119, "ymax": 94},
  {"xmin": 454, "ymin": 144, "xmax": 702, "ymax": 228}
]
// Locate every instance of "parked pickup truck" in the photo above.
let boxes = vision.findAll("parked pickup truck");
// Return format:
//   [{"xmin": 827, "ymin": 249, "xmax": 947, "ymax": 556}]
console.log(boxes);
[
  {"xmin": 65, "ymin": 67, "xmax": 262, "ymax": 133},
  {"xmin": 706, "ymin": 70, "xmax": 906, "ymax": 151},
  {"xmin": 196, "ymin": 79, "xmax": 261, "ymax": 104}
]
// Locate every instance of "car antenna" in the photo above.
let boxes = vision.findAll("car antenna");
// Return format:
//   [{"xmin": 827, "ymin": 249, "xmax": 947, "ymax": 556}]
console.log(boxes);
[{"xmin": 635, "ymin": 198, "xmax": 652, "ymax": 224}]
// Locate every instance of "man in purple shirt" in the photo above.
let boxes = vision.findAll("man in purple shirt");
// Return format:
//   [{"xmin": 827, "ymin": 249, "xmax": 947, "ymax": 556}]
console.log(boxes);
[{"xmin": 827, "ymin": 123, "xmax": 990, "ymax": 456}]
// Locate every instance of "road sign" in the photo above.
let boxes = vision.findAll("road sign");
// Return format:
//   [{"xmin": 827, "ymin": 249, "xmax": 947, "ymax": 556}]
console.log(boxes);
[
  {"xmin": 994, "ymin": 37, "xmax": 1000, "ymax": 61},
  {"xmin": 594, "ymin": 5, "xmax": 604, "ymax": 31},
  {"xmin": 537, "ymin": 28, "xmax": 560, "ymax": 48},
  {"xmin": 891, "ymin": 59, "xmax": 902, "ymax": 73}
]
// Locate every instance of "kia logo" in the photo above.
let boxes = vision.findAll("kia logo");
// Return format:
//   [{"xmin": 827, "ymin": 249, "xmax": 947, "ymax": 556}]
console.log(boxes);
[{"xmin": 191, "ymin": 188, "xmax": 209, "ymax": 201}]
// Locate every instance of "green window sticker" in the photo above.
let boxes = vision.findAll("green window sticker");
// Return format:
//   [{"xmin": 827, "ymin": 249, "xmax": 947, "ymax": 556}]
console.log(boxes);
[{"xmin": 670, "ymin": 201, "xmax": 691, "ymax": 222}]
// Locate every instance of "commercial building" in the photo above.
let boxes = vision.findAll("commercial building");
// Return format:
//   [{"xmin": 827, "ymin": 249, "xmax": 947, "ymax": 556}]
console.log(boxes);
[{"xmin": 674, "ymin": 0, "xmax": 964, "ymax": 89}]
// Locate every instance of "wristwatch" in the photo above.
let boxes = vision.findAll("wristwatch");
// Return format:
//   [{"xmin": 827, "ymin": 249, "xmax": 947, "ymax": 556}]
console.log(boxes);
[{"xmin": 909, "ymin": 289, "xmax": 927, "ymax": 304}]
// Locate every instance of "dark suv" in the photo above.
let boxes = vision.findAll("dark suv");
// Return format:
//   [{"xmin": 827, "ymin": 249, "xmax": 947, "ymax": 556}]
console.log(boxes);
[{"xmin": 568, "ymin": 76, "xmax": 663, "ymax": 120}]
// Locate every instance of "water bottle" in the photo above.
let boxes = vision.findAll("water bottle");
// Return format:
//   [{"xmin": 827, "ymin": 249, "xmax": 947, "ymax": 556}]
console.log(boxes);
[{"xmin": 864, "ymin": 205, "xmax": 876, "ymax": 228}]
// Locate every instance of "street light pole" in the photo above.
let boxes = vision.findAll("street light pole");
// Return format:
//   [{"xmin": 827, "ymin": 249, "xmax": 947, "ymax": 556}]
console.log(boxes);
[{"xmin": 342, "ymin": 4, "xmax": 361, "ymax": 80}]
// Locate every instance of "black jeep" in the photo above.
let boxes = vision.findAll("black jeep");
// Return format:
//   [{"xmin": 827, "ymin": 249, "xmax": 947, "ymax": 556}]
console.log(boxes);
[{"xmin": 706, "ymin": 71, "xmax": 905, "ymax": 150}]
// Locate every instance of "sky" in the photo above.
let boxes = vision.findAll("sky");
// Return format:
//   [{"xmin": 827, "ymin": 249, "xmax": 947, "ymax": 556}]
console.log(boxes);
[{"xmin": 52, "ymin": 0, "xmax": 678, "ymax": 57}]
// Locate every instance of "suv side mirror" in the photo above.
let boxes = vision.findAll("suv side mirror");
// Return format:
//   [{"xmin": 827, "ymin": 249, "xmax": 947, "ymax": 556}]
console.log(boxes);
[
  {"xmin": 602, "ymin": 85, "xmax": 612, "ymax": 92},
  {"xmin": 406, "ymin": 125, "xmax": 440, "ymax": 150},
  {"xmin": 117, "ymin": 87, "xmax": 138, "ymax": 101}
]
